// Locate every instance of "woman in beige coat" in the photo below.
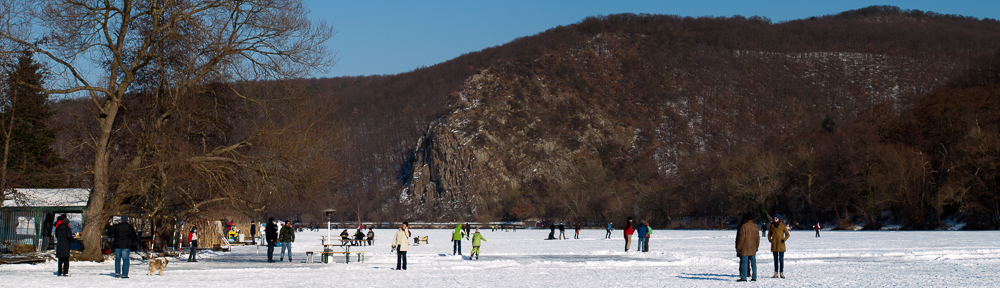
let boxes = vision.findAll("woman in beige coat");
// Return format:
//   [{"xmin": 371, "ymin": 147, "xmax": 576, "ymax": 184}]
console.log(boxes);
[
  {"xmin": 768, "ymin": 215, "xmax": 790, "ymax": 278},
  {"xmin": 391, "ymin": 222, "xmax": 411, "ymax": 270}
]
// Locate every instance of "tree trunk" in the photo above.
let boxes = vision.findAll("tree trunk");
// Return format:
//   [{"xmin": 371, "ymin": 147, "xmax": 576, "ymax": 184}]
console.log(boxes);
[{"xmin": 80, "ymin": 100, "xmax": 120, "ymax": 261}]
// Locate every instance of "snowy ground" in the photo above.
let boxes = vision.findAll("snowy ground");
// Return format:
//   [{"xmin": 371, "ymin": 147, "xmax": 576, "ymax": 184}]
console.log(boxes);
[{"xmin": 2, "ymin": 228, "xmax": 999, "ymax": 287}]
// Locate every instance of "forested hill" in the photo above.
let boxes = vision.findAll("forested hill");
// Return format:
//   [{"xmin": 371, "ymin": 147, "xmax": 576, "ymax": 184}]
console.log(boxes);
[
  {"xmin": 49, "ymin": 6, "xmax": 998, "ymax": 228},
  {"xmin": 292, "ymin": 6, "xmax": 1000, "ymax": 229}
]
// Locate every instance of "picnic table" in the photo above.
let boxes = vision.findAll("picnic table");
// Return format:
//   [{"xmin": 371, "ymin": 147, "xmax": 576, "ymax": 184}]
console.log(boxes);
[{"xmin": 315, "ymin": 237, "xmax": 366, "ymax": 264}]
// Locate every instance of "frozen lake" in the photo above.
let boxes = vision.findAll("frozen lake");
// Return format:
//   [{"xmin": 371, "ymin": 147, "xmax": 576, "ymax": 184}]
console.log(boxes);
[{"xmin": 2, "ymin": 228, "xmax": 999, "ymax": 287}]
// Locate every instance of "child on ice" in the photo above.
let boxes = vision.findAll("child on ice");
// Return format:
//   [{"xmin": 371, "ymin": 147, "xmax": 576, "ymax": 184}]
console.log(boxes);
[{"xmin": 470, "ymin": 229, "xmax": 487, "ymax": 260}]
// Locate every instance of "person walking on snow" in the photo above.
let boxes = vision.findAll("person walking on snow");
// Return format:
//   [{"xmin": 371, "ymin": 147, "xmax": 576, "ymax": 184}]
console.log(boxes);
[
  {"xmin": 768, "ymin": 215, "xmax": 790, "ymax": 278},
  {"xmin": 624, "ymin": 217, "xmax": 634, "ymax": 252},
  {"xmin": 187, "ymin": 226, "xmax": 199, "ymax": 262},
  {"xmin": 108, "ymin": 215, "xmax": 139, "ymax": 278},
  {"xmin": 452, "ymin": 224, "xmax": 466, "ymax": 255},
  {"xmin": 736, "ymin": 213, "xmax": 760, "ymax": 282},
  {"xmin": 391, "ymin": 222, "xmax": 411, "ymax": 270},
  {"xmin": 265, "ymin": 218, "xmax": 278, "ymax": 263},
  {"xmin": 54, "ymin": 214, "xmax": 73, "ymax": 276},
  {"xmin": 605, "ymin": 222, "xmax": 613, "ymax": 239},
  {"xmin": 813, "ymin": 222, "xmax": 821, "ymax": 237},
  {"xmin": 470, "ymin": 229, "xmax": 487, "ymax": 260},
  {"xmin": 278, "ymin": 220, "xmax": 295, "ymax": 262}
]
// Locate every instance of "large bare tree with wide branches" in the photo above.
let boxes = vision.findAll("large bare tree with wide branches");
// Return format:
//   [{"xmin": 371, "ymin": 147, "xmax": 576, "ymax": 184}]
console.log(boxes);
[{"xmin": 0, "ymin": 0, "xmax": 334, "ymax": 260}]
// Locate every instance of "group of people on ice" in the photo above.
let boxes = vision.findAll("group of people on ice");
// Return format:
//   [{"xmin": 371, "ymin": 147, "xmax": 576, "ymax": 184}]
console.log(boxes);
[
  {"xmin": 450, "ymin": 224, "xmax": 487, "ymax": 260},
  {"xmin": 736, "ymin": 213, "xmax": 791, "ymax": 282}
]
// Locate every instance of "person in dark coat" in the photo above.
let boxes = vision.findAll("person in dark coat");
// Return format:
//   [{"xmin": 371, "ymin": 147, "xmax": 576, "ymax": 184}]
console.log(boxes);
[
  {"xmin": 548, "ymin": 223, "xmax": 556, "ymax": 240},
  {"xmin": 366, "ymin": 228, "xmax": 375, "ymax": 246},
  {"xmin": 107, "ymin": 215, "xmax": 138, "ymax": 278},
  {"xmin": 558, "ymin": 223, "xmax": 566, "ymax": 240},
  {"xmin": 55, "ymin": 214, "xmax": 73, "ymax": 276},
  {"xmin": 265, "ymin": 217, "xmax": 278, "ymax": 263}
]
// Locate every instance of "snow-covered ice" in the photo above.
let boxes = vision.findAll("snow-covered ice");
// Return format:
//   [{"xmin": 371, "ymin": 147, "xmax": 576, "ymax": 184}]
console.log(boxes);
[{"xmin": 2, "ymin": 229, "xmax": 998, "ymax": 287}]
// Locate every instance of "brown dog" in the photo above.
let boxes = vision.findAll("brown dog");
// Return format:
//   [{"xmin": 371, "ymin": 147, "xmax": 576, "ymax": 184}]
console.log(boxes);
[{"xmin": 147, "ymin": 257, "xmax": 169, "ymax": 275}]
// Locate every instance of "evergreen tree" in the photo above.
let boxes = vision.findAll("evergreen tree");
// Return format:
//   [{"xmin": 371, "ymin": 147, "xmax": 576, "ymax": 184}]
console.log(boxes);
[{"xmin": 0, "ymin": 51, "xmax": 63, "ymax": 189}]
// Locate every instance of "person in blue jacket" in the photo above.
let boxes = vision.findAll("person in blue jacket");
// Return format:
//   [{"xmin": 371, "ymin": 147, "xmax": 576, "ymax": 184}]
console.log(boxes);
[
  {"xmin": 636, "ymin": 219, "xmax": 649, "ymax": 252},
  {"xmin": 605, "ymin": 222, "xmax": 613, "ymax": 239}
]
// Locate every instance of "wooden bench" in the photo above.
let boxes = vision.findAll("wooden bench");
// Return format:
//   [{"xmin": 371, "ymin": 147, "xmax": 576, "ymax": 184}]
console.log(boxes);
[{"xmin": 313, "ymin": 251, "xmax": 366, "ymax": 263}]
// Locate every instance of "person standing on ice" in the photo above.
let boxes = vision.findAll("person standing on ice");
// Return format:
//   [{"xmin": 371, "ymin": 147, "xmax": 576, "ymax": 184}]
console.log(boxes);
[
  {"xmin": 768, "ymin": 215, "xmax": 790, "ymax": 278},
  {"xmin": 813, "ymin": 222, "xmax": 821, "ymax": 237},
  {"xmin": 642, "ymin": 220, "xmax": 652, "ymax": 252},
  {"xmin": 108, "ymin": 214, "xmax": 139, "ymax": 278},
  {"xmin": 574, "ymin": 223, "xmax": 581, "ymax": 239},
  {"xmin": 391, "ymin": 222, "xmax": 411, "ymax": 270},
  {"xmin": 623, "ymin": 217, "xmax": 634, "ymax": 252},
  {"xmin": 452, "ymin": 224, "xmax": 466, "ymax": 255},
  {"xmin": 605, "ymin": 222, "xmax": 613, "ymax": 239},
  {"xmin": 558, "ymin": 223, "xmax": 566, "ymax": 240},
  {"xmin": 54, "ymin": 214, "xmax": 72, "ymax": 276},
  {"xmin": 736, "ymin": 213, "xmax": 760, "ymax": 282},
  {"xmin": 187, "ymin": 226, "xmax": 199, "ymax": 262},
  {"xmin": 265, "ymin": 217, "xmax": 278, "ymax": 263},
  {"xmin": 250, "ymin": 221, "xmax": 257, "ymax": 245},
  {"xmin": 470, "ymin": 229, "xmax": 487, "ymax": 260},
  {"xmin": 278, "ymin": 220, "xmax": 295, "ymax": 262},
  {"xmin": 636, "ymin": 220, "xmax": 648, "ymax": 252}
]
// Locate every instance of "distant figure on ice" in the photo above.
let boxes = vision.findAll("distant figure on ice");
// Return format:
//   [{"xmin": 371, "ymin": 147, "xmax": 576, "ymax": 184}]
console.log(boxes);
[
  {"xmin": 452, "ymin": 224, "xmax": 466, "ymax": 255},
  {"xmin": 637, "ymin": 219, "xmax": 649, "ymax": 252},
  {"xmin": 188, "ymin": 226, "xmax": 199, "ymax": 262},
  {"xmin": 391, "ymin": 222, "xmax": 410, "ymax": 270},
  {"xmin": 813, "ymin": 222, "xmax": 821, "ymax": 237},
  {"xmin": 266, "ymin": 217, "xmax": 278, "ymax": 263},
  {"xmin": 108, "ymin": 215, "xmax": 139, "ymax": 278},
  {"xmin": 736, "ymin": 213, "xmax": 760, "ymax": 282},
  {"xmin": 278, "ymin": 220, "xmax": 295, "ymax": 262},
  {"xmin": 605, "ymin": 222, "xmax": 613, "ymax": 239},
  {"xmin": 574, "ymin": 223, "xmax": 581, "ymax": 239},
  {"xmin": 642, "ymin": 220, "xmax": 652, "ymax": 252},
  {"xmin": 464, "ymin": 224, "xmax": 471, "ymax": 239},
  {"xmin": 470, "ymin": 229, "xmax": 487, "ymax": 260},
  {"xmin": 547, "ymin": 223, "xmax": 557, "ymax": 240},
  {"xmin": 623, "ymin": 217, "xmax": 634, "ymax": 252},
  {"xmin": 367, "ymin": 228, "xmax": 375, "ymax": 246},
  {"xmin": 55, "ymin": 214, "xmax": 73, "ymax": 276},
  {"xmin": 558, "ymin": 223, "xmax": 566, "ymax": 240},
  {"xmin": 768, "ymin": 215, "xmax": 790, "ymax": 279}
]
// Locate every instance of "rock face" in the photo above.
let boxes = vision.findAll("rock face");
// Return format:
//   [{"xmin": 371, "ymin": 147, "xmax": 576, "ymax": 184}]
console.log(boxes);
[{"xmin": 400, "ymin": 27, "xmax": 974, "ymax": 220}]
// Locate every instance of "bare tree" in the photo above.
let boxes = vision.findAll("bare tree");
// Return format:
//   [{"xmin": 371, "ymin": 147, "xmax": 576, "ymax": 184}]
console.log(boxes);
[{"xmin": 0, "ymin": 0, "xmax": 334, "ymax": 260}]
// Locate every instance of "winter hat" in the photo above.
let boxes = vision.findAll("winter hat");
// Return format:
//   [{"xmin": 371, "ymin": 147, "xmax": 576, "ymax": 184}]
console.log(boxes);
[
  {"xmin": 121, "ymin": 215, "xmax": 129, "ymax": 222},
  {"xmin": 268, "ymin": 217, "xmax": 275, "ymax": 223}
]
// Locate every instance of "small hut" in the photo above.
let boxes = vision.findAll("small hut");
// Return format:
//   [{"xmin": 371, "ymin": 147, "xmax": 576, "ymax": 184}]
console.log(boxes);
[{"xmin": 0, "ymin": 188, "xmax": 90, "ymax": 253}]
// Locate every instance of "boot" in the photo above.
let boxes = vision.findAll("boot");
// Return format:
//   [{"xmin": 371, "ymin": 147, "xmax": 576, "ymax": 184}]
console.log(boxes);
[
  {"xmin": 772, "ymin": 272, "xmax": 779, "ymax": 278},
  {"xmin": 780, "ymin": 272, "xmax": 785, "ymax": 278}
]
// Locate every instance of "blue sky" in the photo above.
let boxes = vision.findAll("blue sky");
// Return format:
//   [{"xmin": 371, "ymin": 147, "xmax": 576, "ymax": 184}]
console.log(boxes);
[{"xmin": 303, "ymin": 0, "xmax": 1000, "ymax": 79}]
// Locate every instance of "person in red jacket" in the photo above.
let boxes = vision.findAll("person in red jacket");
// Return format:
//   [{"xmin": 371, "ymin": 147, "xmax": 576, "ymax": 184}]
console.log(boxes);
[{"xmin": 623, "ymin": 217, "xmax": 634, "ymax": 252}]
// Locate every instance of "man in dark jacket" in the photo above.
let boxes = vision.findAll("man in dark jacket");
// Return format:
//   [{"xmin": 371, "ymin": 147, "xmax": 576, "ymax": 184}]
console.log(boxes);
[
  {"xmin": 107, "ymin": 215, "xmax": 138, "ymax": 278},
  {"xmin": 265, "ymin": 217, "xmax": 278, "ymax": 263},
  {"xmin": 278, "ymin": 220, "xmax": 295, "ymax": 261},
  {"xmin": 366, "ymin": 228, "xmax": 375, "ymax": 246},
  {"xmin": 55, "ymin": 214, "xmax": 73, "ymax": 276},
  {"xmin": 736, "ymin": 213, "xmax": 761, "ymax": 282},
  {"xmin": 558, "ymin": 223, "xmax": 566, "ymax": 240}
]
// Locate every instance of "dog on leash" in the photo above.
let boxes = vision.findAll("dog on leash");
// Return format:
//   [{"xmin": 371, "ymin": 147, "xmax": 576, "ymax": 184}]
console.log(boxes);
[{"xmin": 147, "ymin": 257, "xmax": 169, "ymax": 275}]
